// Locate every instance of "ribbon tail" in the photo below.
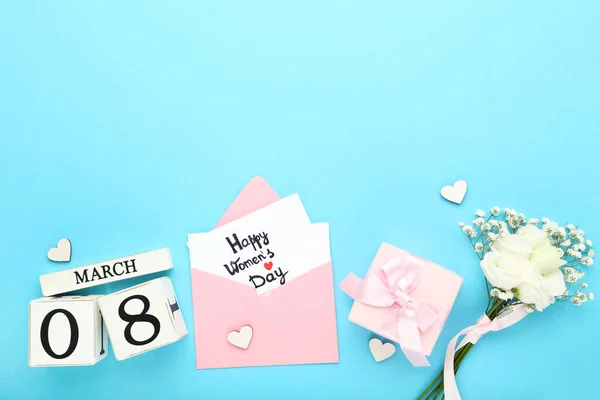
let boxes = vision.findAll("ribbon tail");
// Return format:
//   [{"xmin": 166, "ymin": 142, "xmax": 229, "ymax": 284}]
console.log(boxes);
[
  {"xmin": 443, "ymin": 325, "xmax": 477, "ymax": 400},
  {"xmin": 340, "ymin": 273, "xmax": 364, "ymax": 299},
  {"xmin": 414, "ymin": 303, "xmax": 438, "ymax": 331},
  {"xmin": 444, "ymin": 305, "xmax": 530, "ymax": 400},
  {"xmin": 396, "ymin": 315, "xmax": 430, "ymax": 367}
]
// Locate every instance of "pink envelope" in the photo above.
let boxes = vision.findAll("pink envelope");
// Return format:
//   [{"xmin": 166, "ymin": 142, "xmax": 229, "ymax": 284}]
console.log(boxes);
[{"xmin": 190, "ymin": 177, "xmax": 339, "ymax": 369}]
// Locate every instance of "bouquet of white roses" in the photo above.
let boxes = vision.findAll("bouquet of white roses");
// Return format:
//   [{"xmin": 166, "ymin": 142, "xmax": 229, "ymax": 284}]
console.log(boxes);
[{"xmin": 418, "ymin": 207, "xmax": 593, "ymax": 400}]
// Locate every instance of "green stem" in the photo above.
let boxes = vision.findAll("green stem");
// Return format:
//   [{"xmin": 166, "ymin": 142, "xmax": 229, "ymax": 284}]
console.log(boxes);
[
  {"xmin": 418, "ymin": 345, "xmax": 471, "ymax": 400},
  {"xmin": 454, "ymin": 343, "xmax": 473, "ymax": 373},
  {"xmin": 425, "ymin": 387, "xmax": 439, "ymax": 400},
  {"xmin": 430, "ymin": 385, "xmax": 444, "ymax": 400},
  {"xmin": 417, "ymin": 369, "xmax": 443, "ymax": 400},
  {"xmin": 417, "ymin": 298, "xmax": 507, "ymax": 400}
]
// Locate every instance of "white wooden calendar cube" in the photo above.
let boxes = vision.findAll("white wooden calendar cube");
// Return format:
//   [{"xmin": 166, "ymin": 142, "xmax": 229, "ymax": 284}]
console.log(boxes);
[
  {"xmin": 29, "ymin": 295, "xmax": 108, "ymax": 367},
  {"xmin": 98, "ymin": 277, "xmax": 187, "ymax": 360}
]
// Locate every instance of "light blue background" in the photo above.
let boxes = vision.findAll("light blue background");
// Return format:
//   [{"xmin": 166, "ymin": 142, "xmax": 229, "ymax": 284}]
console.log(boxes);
[{"xmin": 1, "ymin": 1, "xmax": 598, "ymax": 399}]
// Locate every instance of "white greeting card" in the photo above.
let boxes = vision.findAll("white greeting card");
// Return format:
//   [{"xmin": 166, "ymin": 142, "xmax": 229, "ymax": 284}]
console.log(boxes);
[{"xmin": 188, "ymin": 194, "xmax": 331, "ymax": 295}]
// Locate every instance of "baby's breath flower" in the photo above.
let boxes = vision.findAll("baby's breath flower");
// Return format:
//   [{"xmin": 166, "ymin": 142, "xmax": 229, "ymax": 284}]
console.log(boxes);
[
  {"xmin": 518, "ymin": 214, "xmax": 526, "ymax": 223},
  {"xmin": 528, "ymin": 218, "xmax": 540, "ymax": 225},
  {"xmin": 489, "ymin": 220, "xmax": 499, "ymax": 227},
  {"xmin": 560, "ymin": 240, "xmax": 572, "ymax": 247},
  {"xmin": 458, "ymin": 222, "xmax": 465, "ymax": 228},
  {"xmin": 487, "ymin": 232, "xmax": 498, "ymax": 242},
  {"xmin": 564, "ymin": 267, "xmax": 576, "ymax": 275},
  {"xmin": 491, "ymin": 288, "xmax": 514, "ymax": 301},
  {"xmin": 475, "ymin": 209, "xmax": 486, "ymax": 218},
  {"xmin": 498, "ymin": 222, "xmax": 509, "ymax": 236},
  {"xmin": 498, "ymin": 291, "xmax": 514, "ymax": 301},
  {"xmin": 542, "ymin": 217, "xmax": 550, "ymax": 224},
  {"xmin": 462, "ymin": 225, "xmax": 477, "ymax": 238},
  {"xmin": 588, "ymin": 293, "xmax": 594, "ymax": 300},
  {"xmin": 504, "ymin": 211, "xmax": 519, "ymax": 228},
  {"xmin": 569, "ymin": 229, "xmax": 577, "ymax": 237},
  {"xmin": 567, "ymin": 248, "xmax": 582, "ymax": 259},
  {"xmin": 567, "ymin": 224, "xmax": 576, "ymax": 230},
  {"xmin": 491, "ymin": 206, "xmax": 501, "ymax": 216},
  {"xmin": 581, "ymin": 282, "xmax": 589, "ymax": 288},
  {"xmin": 586, "ymin": 240, "xmax": 593, "ymax": 247},
  {"xmin": 581, "ymin": 257, "xmax": 594, "ymax": 266},
  {"xmin": 542, "ymin": 221, "xmax": 559, "ymax": 236},
  {"xmin": 526, "ymin": 304, "xmax": 536, "ymax": 313},
  {"xmin": 475, "ymin": 243, "xmax": 484, "ymax": 252},
  {"xmin": 573, "ymin": 298, "xmax": 581, "ymax": 305},
  {"xmin": 571, "ymin": 230, "xmax": 585, "ymax": 243},
  {"xmin": 473, "ymin": 218, "xmax": 485, "ymax": 227},
  {"xmin": 566, "ymin": 275, "xmax": 578, "ymax": 283},
  {"xmin": 555, "ymin": 227, "xmax": 567, "ymax": 241},
  {"xmin": 588, "ymin": 249, "xmax": 595, "ymax": 258}
]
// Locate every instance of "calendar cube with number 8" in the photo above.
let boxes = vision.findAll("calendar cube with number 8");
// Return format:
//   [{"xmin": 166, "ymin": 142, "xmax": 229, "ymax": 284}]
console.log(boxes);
[
  {"xmin": 29, "ymin": 295, "xmax": 108, "ymax": 367},
  {"xmin": 98, "ymin": 277, "xmax": 187, "ymax": 360}
]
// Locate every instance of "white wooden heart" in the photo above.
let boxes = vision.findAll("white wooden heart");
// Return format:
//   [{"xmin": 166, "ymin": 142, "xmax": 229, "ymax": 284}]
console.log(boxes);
[
  {"xmin": 369, "ymin": 338, "xmax": 396, "ymax": 362},
  {"xmin": 47, "ymin": 238, "xmax": 72, "ymax": 262},
  {"xmin": 227, "ymin": 325, "xmax": 253, "ymax": 350},
  {"xmin": 440, "ymin": 180, "xmax": 468, "ymax": 204}
]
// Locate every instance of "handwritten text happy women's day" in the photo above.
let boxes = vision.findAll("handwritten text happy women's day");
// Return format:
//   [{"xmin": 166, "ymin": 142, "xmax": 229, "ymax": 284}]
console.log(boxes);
[{"xmin": 223, "ymin": 232, "xmax": 289, "ymax": 290}]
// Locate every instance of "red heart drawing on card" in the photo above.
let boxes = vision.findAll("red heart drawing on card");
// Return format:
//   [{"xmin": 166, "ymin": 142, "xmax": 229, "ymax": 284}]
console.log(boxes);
[{"xmin": 264, "ymin": 262, "xmax": 273, "ymax": 270}]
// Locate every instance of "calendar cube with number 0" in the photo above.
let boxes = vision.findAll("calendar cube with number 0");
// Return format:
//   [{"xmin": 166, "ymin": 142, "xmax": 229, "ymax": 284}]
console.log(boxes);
[
  {"xmin": 29, "ymin": 295, "xmax": 108, "ymax": 367},
  {"xmin": 98, "ymin": 277, "xmax": 187, "ymax": 360}
]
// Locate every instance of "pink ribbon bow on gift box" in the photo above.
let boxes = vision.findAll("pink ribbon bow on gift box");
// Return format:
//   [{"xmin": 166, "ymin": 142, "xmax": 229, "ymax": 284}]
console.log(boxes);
[{"xmin": 341, "ymin": 255, "xmax": 439, "ymax": 367}]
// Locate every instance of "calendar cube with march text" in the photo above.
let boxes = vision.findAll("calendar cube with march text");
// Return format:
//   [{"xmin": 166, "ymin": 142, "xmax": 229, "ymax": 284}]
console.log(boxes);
[
  {"xmin": 29, "ymin": 295, "xmax": 108, "ymax": 367},
  {"xmin": 98, "ymin": 277, "xmax": 187, "ymax": 360}
]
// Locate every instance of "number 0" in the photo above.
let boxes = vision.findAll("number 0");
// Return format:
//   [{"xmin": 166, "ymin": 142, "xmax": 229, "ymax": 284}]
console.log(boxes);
[{"xmin": 40, "ymin": 309, "xmax": 79, "ymax": 359}]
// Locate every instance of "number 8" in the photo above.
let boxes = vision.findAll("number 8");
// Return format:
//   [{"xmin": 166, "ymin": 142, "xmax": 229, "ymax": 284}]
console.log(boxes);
[{"xmin": 118, "ymin": 295, "xmax": 161, "ymax": 346}]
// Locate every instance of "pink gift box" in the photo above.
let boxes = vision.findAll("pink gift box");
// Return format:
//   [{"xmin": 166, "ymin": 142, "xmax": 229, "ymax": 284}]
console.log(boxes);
[{"xmin": 343, "ymin": 243, "xmax": 463, "ymax": 359}]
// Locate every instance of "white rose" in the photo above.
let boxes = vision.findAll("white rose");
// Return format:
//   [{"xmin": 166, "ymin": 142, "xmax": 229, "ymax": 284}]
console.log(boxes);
[{"xmin": 480, "ymin": 224, "xmax": 567, "ymax": 311}]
